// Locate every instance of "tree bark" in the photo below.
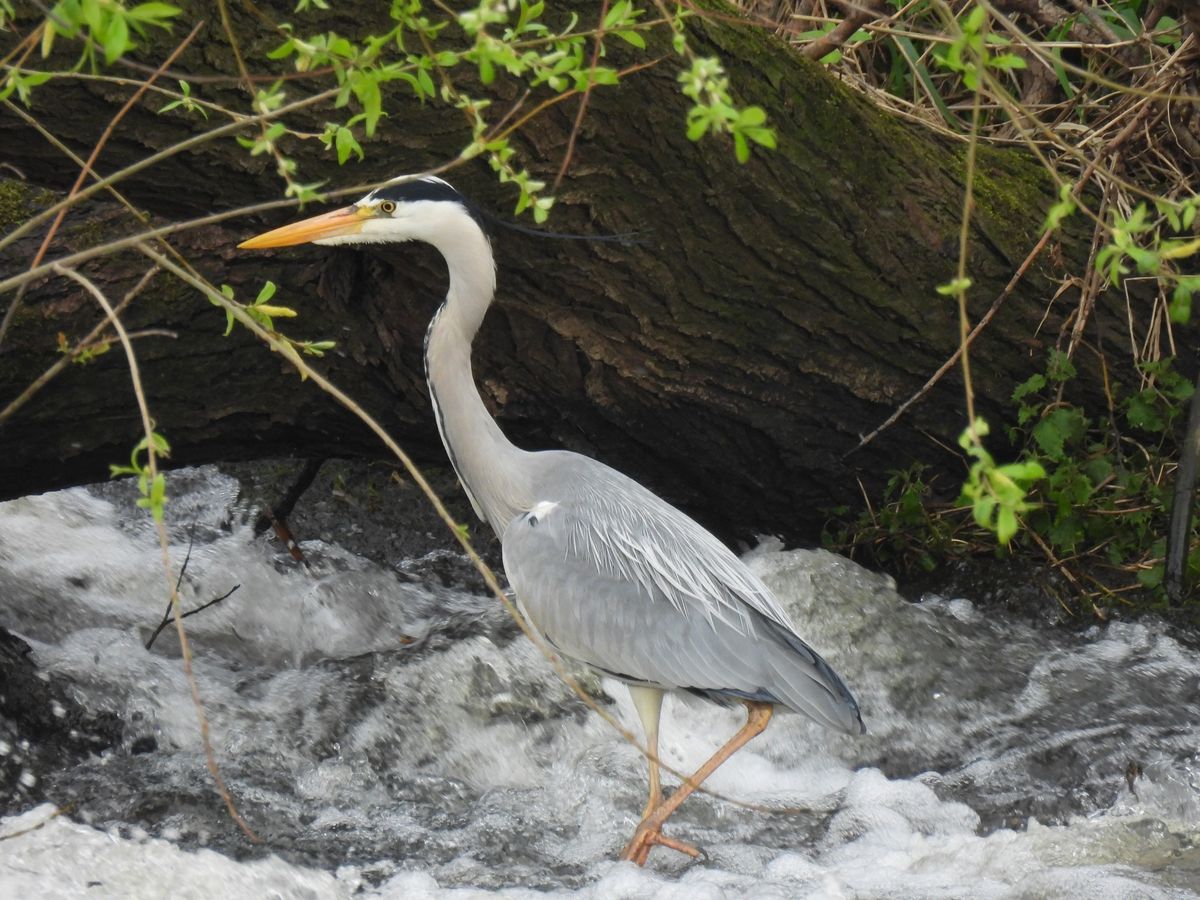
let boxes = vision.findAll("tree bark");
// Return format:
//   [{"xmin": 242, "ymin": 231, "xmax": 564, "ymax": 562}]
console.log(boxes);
[{"xmin": 0, "ymin": 6, "xmax": 1135, "ymax": 543}]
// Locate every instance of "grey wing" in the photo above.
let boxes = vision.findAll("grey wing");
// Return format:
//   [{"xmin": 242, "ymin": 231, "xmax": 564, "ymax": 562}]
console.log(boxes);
[{"xmin": 501, "ymin": 460, "xmax": 864, "ymax": 735}]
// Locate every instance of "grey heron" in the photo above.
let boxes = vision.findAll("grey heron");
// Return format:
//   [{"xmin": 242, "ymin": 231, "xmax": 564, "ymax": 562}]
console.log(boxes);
[{"xmin": 239, "ymin": 175, "xmax": 864, "ymax": 866}]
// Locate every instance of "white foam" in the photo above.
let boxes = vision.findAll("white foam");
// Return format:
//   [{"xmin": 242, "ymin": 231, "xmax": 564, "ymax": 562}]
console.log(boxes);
[{"xmin": 0, "ymin": 470, "xmax": 1198, "ymax": 899}]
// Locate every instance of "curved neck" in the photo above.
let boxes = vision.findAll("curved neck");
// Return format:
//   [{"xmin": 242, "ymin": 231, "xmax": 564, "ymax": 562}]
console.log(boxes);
[{"xmin": 423, "ymin": 218, "xmax": 531, "ymax": 533}]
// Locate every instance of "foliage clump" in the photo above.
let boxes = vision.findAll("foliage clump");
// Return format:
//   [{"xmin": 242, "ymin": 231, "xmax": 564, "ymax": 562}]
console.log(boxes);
[{"xmin": 761, "ymin": 0, "xmax": 1200, "ymax": 606}]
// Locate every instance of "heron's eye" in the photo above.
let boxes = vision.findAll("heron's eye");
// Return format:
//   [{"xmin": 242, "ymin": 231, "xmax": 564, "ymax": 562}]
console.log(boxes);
[
  {"xmin": 379, "ymin": 200, "xmax": 397, "ymax": 214},
  {"xmin": 528, "ymin": 515, "xmax": 538, "ymax": 528}
]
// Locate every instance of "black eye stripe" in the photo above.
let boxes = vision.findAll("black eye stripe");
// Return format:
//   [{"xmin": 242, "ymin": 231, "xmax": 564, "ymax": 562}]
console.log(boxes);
[
  {"xmin": 367, "ymin": 176, "xmax": 489, "ymax": 232},
  {"xmin": 372, "ymin": 177, "xmax": 462, "ymax": 205}
]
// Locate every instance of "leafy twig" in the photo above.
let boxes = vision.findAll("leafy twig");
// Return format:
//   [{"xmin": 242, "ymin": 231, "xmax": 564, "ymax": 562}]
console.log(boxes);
[
  {"xmin": 0, "ymin": 20, "xmax": 203, "ymax": 351},
  {"xmin": 553, "ymin": 0, "xmax": 611, "ymax": 191}
]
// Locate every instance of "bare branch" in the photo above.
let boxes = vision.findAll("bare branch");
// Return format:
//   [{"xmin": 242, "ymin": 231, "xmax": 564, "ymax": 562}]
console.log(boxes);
[{"xmin": 803, "ymin": 0, "xmax": 887, "ymax": 60}]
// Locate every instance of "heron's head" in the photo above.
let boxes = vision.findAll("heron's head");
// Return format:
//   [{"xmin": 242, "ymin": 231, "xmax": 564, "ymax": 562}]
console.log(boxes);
[{"xmin": 239, "ymin": 175, "xmax": 487, "ymax": 251}]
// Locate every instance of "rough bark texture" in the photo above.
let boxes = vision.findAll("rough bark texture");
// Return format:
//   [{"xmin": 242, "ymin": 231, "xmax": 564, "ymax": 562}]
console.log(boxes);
[{"xmin": 0, "ymin": 6, "xmax": 1130, "ymax": 543}]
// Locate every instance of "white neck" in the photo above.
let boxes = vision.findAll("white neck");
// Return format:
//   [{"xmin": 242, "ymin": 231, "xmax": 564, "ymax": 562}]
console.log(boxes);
[{"xmin": 422, "ymin": 212, "xmax": 532, "ymax": 533}]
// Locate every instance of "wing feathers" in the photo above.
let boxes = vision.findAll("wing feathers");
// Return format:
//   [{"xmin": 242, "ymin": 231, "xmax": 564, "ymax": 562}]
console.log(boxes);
[{"xmin": 502, "ymin": 454, "xmax": 864, "ymax": 735}]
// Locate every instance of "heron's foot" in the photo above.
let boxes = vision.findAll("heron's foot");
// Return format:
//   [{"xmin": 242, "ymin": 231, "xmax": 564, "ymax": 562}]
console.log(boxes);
[{"xmin": 619, "ymin": 822, "xmax": 702, "ymax": 867}]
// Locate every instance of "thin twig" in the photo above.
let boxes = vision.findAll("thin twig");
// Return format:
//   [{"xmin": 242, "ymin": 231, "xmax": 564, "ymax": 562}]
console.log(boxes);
[
  {"xmin": 554, "ymin": 0, "xmax": 611, "ymax": 190},
  {"xmin": 802, "ymin": 0, "xmax": 886, "ymax": 60},
  {"xmin": 146, "ymin": 586, "xmax": 242, "ymax": 651},
  {"xmin": 146, "ymin": 523, "xmax": 198, "ymax": 651},
  {"xmin": 0, "ymin": 20, "xmax": 203, "ymax": 351},
  {"xmin": 0, "ymin": 264, "xmax": 160, "ymax": 425},
  {"xmin": 0, "ymin": 87, "xmax": 339, "ymax": 257},
  {"xmin": 849, "ymin": 73, "xmax": 1163, "ymax": 454},
  {"xmin": 50, "ymin": 263, "xmax": 259, "ymax": 843},
  {"xmin": 0, "ymin": 803, "xmax": 74, "ymax": 841}
]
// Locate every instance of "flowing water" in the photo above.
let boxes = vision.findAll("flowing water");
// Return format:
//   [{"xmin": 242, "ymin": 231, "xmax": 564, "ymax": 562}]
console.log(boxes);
[{"xmin": 1, "ymin": 466, "xmax": 1199, "ymax": 898}]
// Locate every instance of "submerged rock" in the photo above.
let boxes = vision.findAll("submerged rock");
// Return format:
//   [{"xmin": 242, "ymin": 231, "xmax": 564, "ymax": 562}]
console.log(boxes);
[{"xmin": 0, "ymin": 626, "xmax": 121, "ymax": 811}]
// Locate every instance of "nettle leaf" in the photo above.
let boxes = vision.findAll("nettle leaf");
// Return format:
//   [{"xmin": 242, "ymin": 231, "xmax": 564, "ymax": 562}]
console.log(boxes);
[
  {"xmin": 1082, "ymin": 455, "xmax": 1112, "ymax": 485},
  {"xmin": 1126, "ymin": 393, "xmax": 1165, "ymax": 432},
  {"xmin": 1137, "ymin": 563, "xmax": 1164, "ymax": 589},
  {"xmin": 1011, "ymin": 372, "xmax": 1046, "ymax": 404},
  {"xmin": 1032, "ymin": 408, "xmax": 1086, "ymax": 461},
  {"xmin": 1046, "ymin": 348, "xmax": 1076, "ymax": 382}
]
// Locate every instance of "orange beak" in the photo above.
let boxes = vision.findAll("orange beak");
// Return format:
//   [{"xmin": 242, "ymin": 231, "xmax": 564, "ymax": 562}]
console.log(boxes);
[{"xmin": 238, "ymin": 205, "xmax": 371, "ymax": 249}]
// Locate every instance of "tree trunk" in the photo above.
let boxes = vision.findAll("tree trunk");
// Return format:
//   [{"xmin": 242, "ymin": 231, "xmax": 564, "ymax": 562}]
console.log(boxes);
[{"xmin": 0, "ymin": 6, "xmax": 1128, "ymax": 543}]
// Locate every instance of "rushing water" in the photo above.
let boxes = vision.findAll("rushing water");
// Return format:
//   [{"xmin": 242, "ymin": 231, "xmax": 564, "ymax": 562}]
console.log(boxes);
[{"xmin": 1, "ymin": 466, "xmax": 1199, "ymax": 898}]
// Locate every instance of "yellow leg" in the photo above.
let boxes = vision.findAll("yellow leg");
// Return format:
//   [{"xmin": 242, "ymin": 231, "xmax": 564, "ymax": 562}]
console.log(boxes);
[
  {"xmin": 620, "ymin": 701, "xmax": 774, "ymax": 867},
  {"xmin": 628, "ymin": 686, "xmax": 664, "ymax": 819}
]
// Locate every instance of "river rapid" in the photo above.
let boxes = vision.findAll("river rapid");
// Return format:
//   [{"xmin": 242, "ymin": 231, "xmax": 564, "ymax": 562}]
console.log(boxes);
[{"xmin": 1, "ymin": 466, "xmax": 1198, "ymax": 898}]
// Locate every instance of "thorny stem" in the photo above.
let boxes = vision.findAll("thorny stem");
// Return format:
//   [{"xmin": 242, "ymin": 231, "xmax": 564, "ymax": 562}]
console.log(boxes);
[{"xmin": 51, "ymin": 264, "xmax": 259, "ymax": 843}]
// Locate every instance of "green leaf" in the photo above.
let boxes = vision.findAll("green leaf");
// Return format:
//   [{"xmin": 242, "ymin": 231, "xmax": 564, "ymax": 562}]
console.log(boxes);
[
  {"xmin": 1046, "ymin": 348, "xmax": 1076, "ymax": 382},
  {"xmin": 103, "ymin": 14, "xmax": 131, "ymax": 65},
  {"xmin": 616, "ymin": 29, "xmax": 645, "ymax": 49},
  {"xmin": 737, "ymin": 106, "xmax": 767, "ymax": 127},
  {"xmin": 988, "ymin": 53, "xmax": 1026, "ymax": 70},
  {"xmin": 744, "ymin": 126, "xmax": 776, "ymax": 149},
  {"xmin": 963, "ymin": 5, "xmax": 987, "ymax": 34},
  {"xmin": 685, "ymin": 110, "xmax": 710, "ymax": 141},
  {"xmin": 267, "ymin": 38, "xmax": 296, "ymax": 60},
  {"xmin": 1170, "ymin": 280, "xmax": 1193, "ymax": 324},
  {"xmin": 254, "ymin": 281, "xmax": 277, "ymax": 305},
  {"xmin": 128, "ymin": 2, "xmax": 181, "ymax": 25},
  {"xmin": 998, "ymin": 460, "xmax": 1046, "ymax": 482},
  {"xmin": 733, "ymin": 132, "xmax": 749, "ymax": 164},
  {"xmin": 1137, "ymin": 563, "xmax": 1164, "ymax": 589},
  {"xmin": 1126, "ymin": 393, "xmax": 1165, "ymax": 432},
  {"xmin": 1012, "ymin": 372, "xmax": 1046, "ymax": 404},
  {"xmin": 255, "ymin": 304, "xmax": 297, "ymax": 318},
  {"xmin": 603, "ymin": 0, "xmax": 631, "ymax": 30},
  {"xmin": 995, "ymin": 504, "xmax": 1018, "ymax": 544},
  {"xmin": 936, "ymin": 276, "xmax": 973, "ymax": 296},
  {"xmin": 972, "ymin": 495, "xmax": 996, "ymax": 530},
  {"xmin": 588, "ymin": 66, "xmax": 619, "ymax": 86},
  {"xmin": 1032, "ymin": 408, "xmax": 1085, "ymax": 461},
  {"xmin": 334, "ymin": 126, "xmax": 363, "ymax": 164}
]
